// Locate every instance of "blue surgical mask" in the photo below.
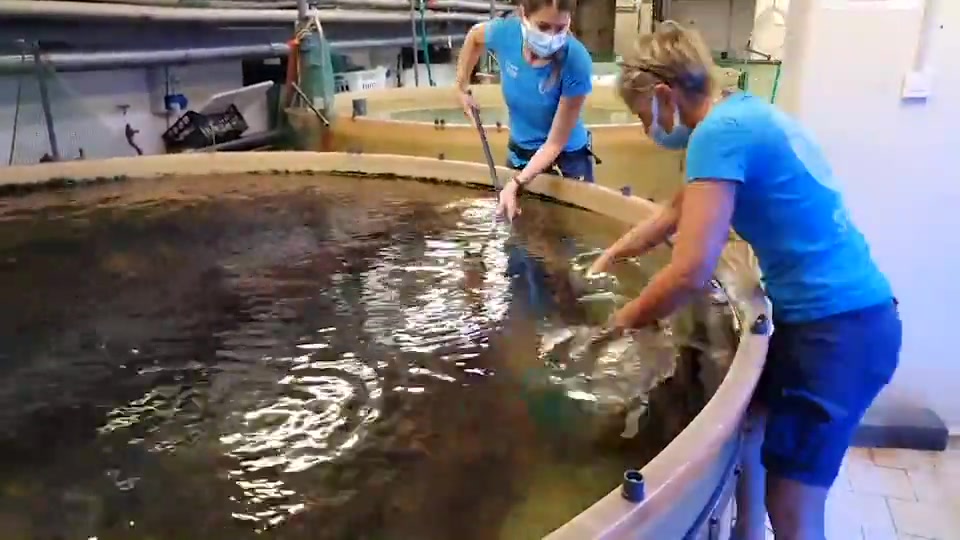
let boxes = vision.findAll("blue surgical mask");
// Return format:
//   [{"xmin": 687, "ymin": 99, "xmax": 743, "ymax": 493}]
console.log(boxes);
[
  {"xmin": 649, "ymin": 95, "xmax": 691, "ymax": 150},
  {"xmin": 521, "ymin": 18, "xmax": 568, "ymax": 57}
]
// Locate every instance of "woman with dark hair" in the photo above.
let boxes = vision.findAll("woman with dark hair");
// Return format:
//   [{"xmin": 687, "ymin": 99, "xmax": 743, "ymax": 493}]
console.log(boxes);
[{"xmin": 454, "ymin": 0, "xmax": 595, "ymax": 221}]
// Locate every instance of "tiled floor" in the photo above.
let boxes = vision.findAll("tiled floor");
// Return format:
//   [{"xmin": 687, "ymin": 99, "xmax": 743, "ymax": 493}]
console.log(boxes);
[{"xmin": 765, "ymin": 437, "xmax": 960, "ymax": 539}]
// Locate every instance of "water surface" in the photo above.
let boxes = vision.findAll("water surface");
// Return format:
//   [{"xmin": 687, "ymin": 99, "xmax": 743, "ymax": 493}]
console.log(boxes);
[{"xmin": 0, "ymin": 173, "xmax": 729, "ymax": 540}]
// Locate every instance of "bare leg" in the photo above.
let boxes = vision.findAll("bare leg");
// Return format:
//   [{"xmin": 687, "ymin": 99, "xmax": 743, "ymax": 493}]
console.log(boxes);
[
  {"xmin": 732, "ymin": 406, "xmax": 768, "ymax": 540},
  {"xmin": 766, "ymin": 476, "xmax": 828, "ymax": 540}
]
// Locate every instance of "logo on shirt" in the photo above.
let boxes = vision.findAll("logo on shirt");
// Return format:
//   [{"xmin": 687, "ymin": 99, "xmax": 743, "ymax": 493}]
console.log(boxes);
[
  {"xmin": 504, "ymin": 61, "xmax": 519, "ymax": 79},
  {"xmin": 774, "ymin": 109, "xmax": 839, "ymax": 193}
]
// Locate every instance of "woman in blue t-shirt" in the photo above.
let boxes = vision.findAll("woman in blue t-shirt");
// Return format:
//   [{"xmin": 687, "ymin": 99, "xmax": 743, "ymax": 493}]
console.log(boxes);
[
  {"xmin": 591, "ymin": 22, "xmax": 901, "ymax": 540},
  {"xmin": 454, "ymin": 0, "xmax": 595, "ymax": 221}
]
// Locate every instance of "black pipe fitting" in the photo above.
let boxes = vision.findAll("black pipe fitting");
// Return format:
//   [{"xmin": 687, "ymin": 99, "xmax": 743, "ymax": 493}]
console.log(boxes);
[
  {"xmin": 750, "ymin": 314, "xmax": 770, "ymax": 335},
  {"xmin": 351, "ymin": 98, "xmax": 367, "ymax": 118},
  {"xmin": 621, "ymin": 469, "xmax": 645, "ymax": 503}
]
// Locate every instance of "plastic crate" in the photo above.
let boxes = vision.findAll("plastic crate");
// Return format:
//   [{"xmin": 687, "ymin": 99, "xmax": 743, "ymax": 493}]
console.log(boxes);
[
  {"xmin": 162, "ymin": 104, "xmax": 249, "ymax": 153},
  {"xmin": 334, "ymin": 67, "xmax": 388, "ymax": 93}
]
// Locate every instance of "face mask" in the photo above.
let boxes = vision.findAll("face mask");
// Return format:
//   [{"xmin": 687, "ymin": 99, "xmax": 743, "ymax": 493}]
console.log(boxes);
[
  {"xmin": 649, "ymin": 94, "xmax": 691, "ymax": 150},
  {"xmin": 521, "ymin": 18, "xmax": 568, "ymax": 57}
]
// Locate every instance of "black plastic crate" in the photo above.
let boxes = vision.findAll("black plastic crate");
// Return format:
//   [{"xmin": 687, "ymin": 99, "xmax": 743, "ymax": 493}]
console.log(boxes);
[{"xmin": 162, "ymin": 104, "xmax": 249, "ymax": 153}]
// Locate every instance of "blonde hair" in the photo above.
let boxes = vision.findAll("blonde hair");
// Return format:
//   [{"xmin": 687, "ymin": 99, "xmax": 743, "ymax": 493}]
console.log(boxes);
[{"xmin": 618, "ymin": 21, "xmax": 717, "ymax": 105}]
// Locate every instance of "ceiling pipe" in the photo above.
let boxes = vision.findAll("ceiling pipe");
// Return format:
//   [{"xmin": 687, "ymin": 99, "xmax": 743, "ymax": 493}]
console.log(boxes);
[
  {"xmin": 0, "ymin": 34, "xmax": 467, "ymax": 73},
  {"xmin": 0, "ymin": 0, "xmax": 489, "ymax": 23},
  {"xmin": 40, "ymin": 0, "xmax": 514, "ymax": 13}
]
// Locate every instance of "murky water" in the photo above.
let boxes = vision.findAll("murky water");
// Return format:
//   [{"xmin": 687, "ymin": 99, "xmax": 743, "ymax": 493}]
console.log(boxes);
[
  {"xmin": 0, "ymin": 173, "xmax": 733, "ymax": 540},
  {"xmin": 386, "ymin": 107, "xmax": 640, "ymax": 126}
]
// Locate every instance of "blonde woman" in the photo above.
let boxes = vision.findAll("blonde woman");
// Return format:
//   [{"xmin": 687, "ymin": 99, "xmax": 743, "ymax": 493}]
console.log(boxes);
[{"xmin": 591, "ymin": 22, "xmax": 900, "ymax": 540}]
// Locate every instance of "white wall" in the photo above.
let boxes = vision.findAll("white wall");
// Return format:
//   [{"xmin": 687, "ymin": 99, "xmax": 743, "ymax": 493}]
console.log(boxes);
[
  {"xmin": 779, "ymin": 0, "xmax": 960, "ymax": 430},
  {"xmin": 669, "ymin": 0, "xmax": 757, "ymax": 55},
  {"xmin": 0, "ymin": 61, "xmax": 242, "ymax": 165}
]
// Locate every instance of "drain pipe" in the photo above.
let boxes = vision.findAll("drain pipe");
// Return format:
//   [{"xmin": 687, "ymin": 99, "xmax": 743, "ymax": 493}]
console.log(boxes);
[
  {"xmin": 409, "ymin": 0, "xmax": 420, "ymax": 86},
  {"xmin": 0, "ymin": 1, "xmax": 488, "ymax": 23},
  {"xmin": 0, "ymin": 35, "xmax": 467, "ymax": 73},
  {"xmin": 33, "ymin": 47, "xmax": 61, "ymax": 161}
]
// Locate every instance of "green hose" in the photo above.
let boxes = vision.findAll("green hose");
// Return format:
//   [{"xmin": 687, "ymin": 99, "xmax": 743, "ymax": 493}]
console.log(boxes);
[
  {"xmin": 769, "ymin": 61, "xmax": 782, "ymax": 104},
  {"xmin": 417, "ymin": 0, "xmax": 436, "ymax": 87}
]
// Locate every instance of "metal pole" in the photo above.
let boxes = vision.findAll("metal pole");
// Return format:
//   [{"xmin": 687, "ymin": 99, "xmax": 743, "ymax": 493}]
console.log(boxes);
[
  {"xmin": 0, "ymin": 35, "xmax": 467, "ymax": 73},
  {"xmin": 409, "ymin": 0, "xmax": 420, "ymax": 86},
  {"xmin": 32, "ymin": 47, "xmax": 61, "ymax": 162}
]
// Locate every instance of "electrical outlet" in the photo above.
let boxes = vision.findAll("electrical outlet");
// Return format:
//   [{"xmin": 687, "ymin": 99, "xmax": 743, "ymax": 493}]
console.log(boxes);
[{"xmin": 901, "ymin": 71, "xmax": 932, "ymax": 100}]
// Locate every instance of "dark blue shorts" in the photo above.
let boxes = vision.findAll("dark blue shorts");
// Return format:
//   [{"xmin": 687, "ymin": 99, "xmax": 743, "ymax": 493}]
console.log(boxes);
[
  {"xmin": 758, "ymin": 300, "xmax": 901, "ymax": 487},
  {"xmin": 507, "ymin": 148, "xmax": 595, "ymax": 183}
]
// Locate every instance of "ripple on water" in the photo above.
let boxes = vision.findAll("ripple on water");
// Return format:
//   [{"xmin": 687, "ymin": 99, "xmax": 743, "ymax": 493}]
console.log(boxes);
[{"xmin": 0, "ymin": 174, "xmax": 733, "ymax": 540}]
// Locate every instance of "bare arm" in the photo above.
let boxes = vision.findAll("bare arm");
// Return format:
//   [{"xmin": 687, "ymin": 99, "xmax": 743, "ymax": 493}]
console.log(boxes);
[
  {"xmin": 610, "ymin": 180, "xmax": 737, "ymax": 328},
  {"xmin": 455, "ymin": 23, "xmax": 487, "ymax": 92},
  {"xmin": 514, "ymin": 94, "xmax": 586, "ymax": 184},
  {"xmin": 588, "ymin": 189, "xmax": 684, "ymax": 274}
]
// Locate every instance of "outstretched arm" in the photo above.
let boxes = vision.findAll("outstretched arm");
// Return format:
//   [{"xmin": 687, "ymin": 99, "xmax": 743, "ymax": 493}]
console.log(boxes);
[
  {"xmin": 610, "ymin": 180, "xmax": 736, "ymax": 328},
  {"xmin": 588, "ymin": 189, "xmax": 684, "ymax": 275}
]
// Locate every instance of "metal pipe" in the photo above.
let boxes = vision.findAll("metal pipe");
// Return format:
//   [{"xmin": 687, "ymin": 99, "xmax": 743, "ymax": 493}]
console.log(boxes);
[
  {"xmin": 0, "ymin": 34, "xmax": 467, "ymax": 73},
  {"xmin": 33, "ymin": 48, "xmax": 61, "ymax": 161},
  {"xmin": 55, "ymin": 0, "xmax": 513, "ymax": 12},
  {"xmin": 724, "ymin": 0, "xmax": 735, "ymax": 57},
  {"xmin": 0, "ymin": 1, "xmax": 488, "ymax": 23},
  {"xmin": 409, "ymin": 0, "xmax": 420, "ymax": 86},
  {"xmin": 296, "ymin": 0, "xmax": 308, "ymax": 20},
  {"xmin": 323, "ymin": 0, "xmax": 513, "ymax": 12}
]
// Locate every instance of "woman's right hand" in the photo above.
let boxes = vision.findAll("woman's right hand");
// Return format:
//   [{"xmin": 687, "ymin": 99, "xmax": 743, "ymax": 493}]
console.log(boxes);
[
  {"xmin": 458, "ymin": 88, "xmax": 479, "ymax": 123},
  {"xmin": 587, "ymin": 251, "xmax": 616, "ymax": 276},
  {"xmin": 496, "ymin": 180, "xmax": 521, "ymax": 222}
]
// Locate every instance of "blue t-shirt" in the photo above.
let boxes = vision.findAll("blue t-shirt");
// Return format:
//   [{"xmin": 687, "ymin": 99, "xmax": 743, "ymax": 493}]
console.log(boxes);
[
  {"xmin": 685, "ymin": 92, "xmax": 892, "ymax": 323},
  {"xmin": 484, "ymin": 17, "xmax": 592, "ymax": 155}
]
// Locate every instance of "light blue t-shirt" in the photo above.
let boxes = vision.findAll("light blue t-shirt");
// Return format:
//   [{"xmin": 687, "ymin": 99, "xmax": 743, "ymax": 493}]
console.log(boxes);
[
  {"xmin": 484, "ymin": 17, "xmax": 592, "ymax": 156},
  {"xmin": 685, "ymin": 92, "xmax": 892, "ymax": 323}
]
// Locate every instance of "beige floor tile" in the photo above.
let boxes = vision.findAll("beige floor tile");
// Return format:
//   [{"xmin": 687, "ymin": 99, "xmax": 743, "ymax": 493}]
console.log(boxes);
[
  {"xmin": 871, "ymin": 448, "xmax": 940, "ymax": 471},
  {"xmin": 847, "ymin": 458, "xmax": 918, "ymax": 500},
  {"xmin": 887, "ymin": 498, "xmax": 960, "ymax": 540},
  {"xmin": 849, "ymin": 447, "xmax": 875, "ymax": 463},
  {"xmin": 933, "ymin": 449, "xmax": 960, "ymax": 476},
  {"xmin": 862, "ymin": 525, "xmax": 900, "ymax": 540},
  {"xmin": 834, "ymin": 457, "xmax": 856, "ymax": 492},
  {"xmin": 907, "ymin": 469, "xmax": 960, "ymax": 508},
  {"xmin": 827, "ymin": 489, "xmax": 894, "ymax": 538}
]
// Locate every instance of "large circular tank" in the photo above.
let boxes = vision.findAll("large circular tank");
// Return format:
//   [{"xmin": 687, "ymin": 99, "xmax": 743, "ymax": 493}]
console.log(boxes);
[
  {"xmin": 291, "ymin": 68, "xmax": 742, "ymax": 204},
  {"xmin": 0, "ymin": 153, "xmax": 769, "ymax": 539},
  {"xmin": 292, "ymin": 85, "xmax": 685, "ymax": 203}
]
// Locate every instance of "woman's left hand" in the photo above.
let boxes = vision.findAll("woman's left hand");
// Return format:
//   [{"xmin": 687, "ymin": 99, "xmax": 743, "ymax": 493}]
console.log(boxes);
[{"xmin": 496, "ymin": 180, "xmax": 522, "ymax": 221}]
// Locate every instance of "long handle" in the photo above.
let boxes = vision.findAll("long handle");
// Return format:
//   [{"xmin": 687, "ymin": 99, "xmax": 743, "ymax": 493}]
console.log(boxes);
[{"xmin": 466, "ymin": 90, "xmax": 500, "ymax": 191}]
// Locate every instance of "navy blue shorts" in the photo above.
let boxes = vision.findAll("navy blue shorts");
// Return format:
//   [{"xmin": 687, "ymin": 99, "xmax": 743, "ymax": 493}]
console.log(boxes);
[
  {"xmin": 758, "ymin": 300, "xmax": 901, "ymax": 487},
  {"xmin": 507, "ymin": 148, "xmax": 595, "ymax": 183}
]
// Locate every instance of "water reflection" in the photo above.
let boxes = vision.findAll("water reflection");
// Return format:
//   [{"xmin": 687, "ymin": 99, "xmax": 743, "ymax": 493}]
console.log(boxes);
[{"xmin": 0, "ymin": 174, "xmax": 733, "ymax": 540}]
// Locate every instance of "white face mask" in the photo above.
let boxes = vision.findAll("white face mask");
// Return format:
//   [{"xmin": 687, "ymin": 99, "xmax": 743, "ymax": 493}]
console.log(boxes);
[{"xmin": 521, "ymin": 18, "xmax": 568, "ymax": 57}]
